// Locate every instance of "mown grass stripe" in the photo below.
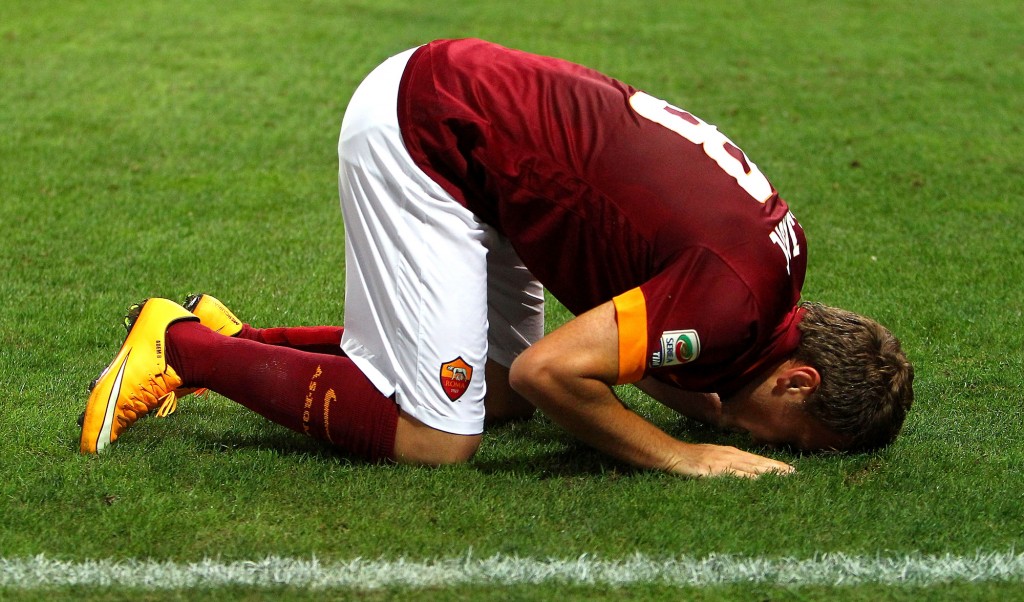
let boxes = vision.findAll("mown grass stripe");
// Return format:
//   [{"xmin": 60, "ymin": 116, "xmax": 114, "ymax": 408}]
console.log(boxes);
[{"xmin": 2, "ymin": 553, "xmax": 1023, "ymax": 589}]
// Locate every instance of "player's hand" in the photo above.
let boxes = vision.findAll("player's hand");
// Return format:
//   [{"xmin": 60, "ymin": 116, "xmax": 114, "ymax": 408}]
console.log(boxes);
[{"xmin": 667, "ymin": 443, "xmax": 795, "ymax": 478}]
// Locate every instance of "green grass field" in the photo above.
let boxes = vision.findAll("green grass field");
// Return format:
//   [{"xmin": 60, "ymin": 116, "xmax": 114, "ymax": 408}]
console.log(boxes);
[{"xmin": 2, "ymin": 0, "xmax": 1023, "ymax": 599}]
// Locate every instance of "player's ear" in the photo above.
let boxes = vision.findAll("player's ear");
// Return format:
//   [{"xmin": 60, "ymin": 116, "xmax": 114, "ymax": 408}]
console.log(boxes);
[{"xmin": 782, "ymin": 364, "xmax": 819, "ymax": 396}]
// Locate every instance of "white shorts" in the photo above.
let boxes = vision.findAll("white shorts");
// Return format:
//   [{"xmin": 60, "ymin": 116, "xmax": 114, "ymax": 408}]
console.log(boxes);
[{"xmin": 338, "ymin": 48, "xmax": 544, "ymax": 435}]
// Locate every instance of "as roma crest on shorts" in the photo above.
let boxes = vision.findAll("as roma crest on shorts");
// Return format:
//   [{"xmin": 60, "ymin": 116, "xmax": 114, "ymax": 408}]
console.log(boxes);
[{"xmin": 439, "ymin": 357, "xmax": 474, "ymax": 402}]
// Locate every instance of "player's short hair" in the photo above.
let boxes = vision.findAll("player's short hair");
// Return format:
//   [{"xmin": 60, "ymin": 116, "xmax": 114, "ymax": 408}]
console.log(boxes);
[{"xmin": 794, "ymin": 302, "xmax": 914, "ymax": 451}]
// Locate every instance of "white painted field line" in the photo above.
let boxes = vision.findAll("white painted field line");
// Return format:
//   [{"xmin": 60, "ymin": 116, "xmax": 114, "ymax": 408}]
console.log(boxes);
[{"xmin": 2, "ymin": 552, "xmax": 1023, "ymax": 589}]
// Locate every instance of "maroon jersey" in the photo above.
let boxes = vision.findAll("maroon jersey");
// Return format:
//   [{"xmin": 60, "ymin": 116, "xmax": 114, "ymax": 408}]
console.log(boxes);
[{"xmin": 397, "ymin": 39, "xmax": 806, "ymax": 395}]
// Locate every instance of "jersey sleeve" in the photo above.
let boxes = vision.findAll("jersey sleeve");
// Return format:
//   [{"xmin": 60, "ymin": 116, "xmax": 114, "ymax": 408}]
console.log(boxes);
[
  {"xmin": 612, "ymin": 248, "xmax": 763, "ymax": 390},
  {"xmin": 612, "ymin": 287, "xmax": 648, "ymax": 384}
]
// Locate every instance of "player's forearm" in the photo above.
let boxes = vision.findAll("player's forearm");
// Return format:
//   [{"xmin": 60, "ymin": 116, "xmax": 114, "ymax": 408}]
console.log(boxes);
[
  {"xmin": 515, "ymin": 371, "xmax": 687, "ymax": 472},
  {"xmin": 635, "ymin": 377, "xmax": 723, "ymax": 427},
  {"xmin": 510, "ymin": 365, "xmax": 781, "ymax": 477},
  {"xmin": 511, "ymin": 365, "xmax": 794, "ymax": 478}
]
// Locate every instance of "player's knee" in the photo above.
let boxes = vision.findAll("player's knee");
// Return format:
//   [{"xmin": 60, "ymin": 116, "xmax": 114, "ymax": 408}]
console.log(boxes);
[
  {"xmin": 428, "ymin": 433, "xmax": 480, "ymax": 465},
  {"xmin": 401, "ymin": 433, "xmax": 481, "ymax": 466},
  {"xmin": 393, "ymin": 412, "xmax": 482, "ymax": 466}
]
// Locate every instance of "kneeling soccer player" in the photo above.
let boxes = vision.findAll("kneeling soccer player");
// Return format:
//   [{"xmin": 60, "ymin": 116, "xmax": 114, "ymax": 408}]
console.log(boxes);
[{"xmin": 79, "ymin": 39, "xmax": 914, "ymax": 477}]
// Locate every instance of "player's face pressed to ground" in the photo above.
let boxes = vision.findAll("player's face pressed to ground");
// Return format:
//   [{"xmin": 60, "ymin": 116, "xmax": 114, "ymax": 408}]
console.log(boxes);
[
  {"xmin": 721, "ymin": 360, "xmax": 852, "ymax": 452},
  {"xmin": 741, "ymin": 404, "xmax": 851, "ymax": 452}
]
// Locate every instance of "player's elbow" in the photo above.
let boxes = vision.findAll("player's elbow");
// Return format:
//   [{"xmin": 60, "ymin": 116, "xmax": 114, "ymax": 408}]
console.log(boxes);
[{"xmin": 509, "ymin": 345, "xmax": 565, "ymax": 411}]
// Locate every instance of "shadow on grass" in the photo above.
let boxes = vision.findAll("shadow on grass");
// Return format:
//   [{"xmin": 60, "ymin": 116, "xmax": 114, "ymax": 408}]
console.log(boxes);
[
  {"xmin": 191, "ymin": 426, "xmax": 405, "ymax": 469},
  {"xmin": 469, "ymin": 415, "xmax": 784, "ymax": 479},
  {"xmin": 103, "ymin": 406, "xmax": 803, "ymax": 478},
  {"xmin": 473, "ymin": 441, "xmax": 639, "ymax": 479},
  {"xmin": 177, "ymin": 414, "xmax": 626, "ymax": 477}
]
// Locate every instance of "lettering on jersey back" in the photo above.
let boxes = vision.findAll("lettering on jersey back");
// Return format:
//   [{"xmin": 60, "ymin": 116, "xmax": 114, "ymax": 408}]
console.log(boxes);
[{"xmin": 769, "ymin": 211, "xmax": 801, "ymax": 275}]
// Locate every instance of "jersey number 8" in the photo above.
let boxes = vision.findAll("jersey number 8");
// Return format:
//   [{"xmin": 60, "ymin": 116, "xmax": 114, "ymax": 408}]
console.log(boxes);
[{"xmin": 629, "ymin": 91, "xmax": 773, "ymax": 203}]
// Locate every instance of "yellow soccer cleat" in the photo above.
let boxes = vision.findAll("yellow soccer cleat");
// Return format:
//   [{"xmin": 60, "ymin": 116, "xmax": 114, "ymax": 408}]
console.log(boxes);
[
  {"xmin": 121, "ymin": 294, "xmax": 244, "ymax": 414},
  {"xmin": 182, "ymin": 293, "xmax": 243, "ymax": 337},
  {"xmin": 79, "ymin": 298, "xmax": 199, "ymax": 454},
  {"xmin": 157, "ymin": 293, "xmax": 245, "ymax": 405}
]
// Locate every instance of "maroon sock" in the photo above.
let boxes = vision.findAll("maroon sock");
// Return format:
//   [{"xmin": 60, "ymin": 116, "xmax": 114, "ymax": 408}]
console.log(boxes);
[
  {"xmin": 236, "ymin": 324, "xmax": 346, "ymax": 356},
  {"xmin": 166, "ymin": 321, "xmax": 397, "ymax": 461}
]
